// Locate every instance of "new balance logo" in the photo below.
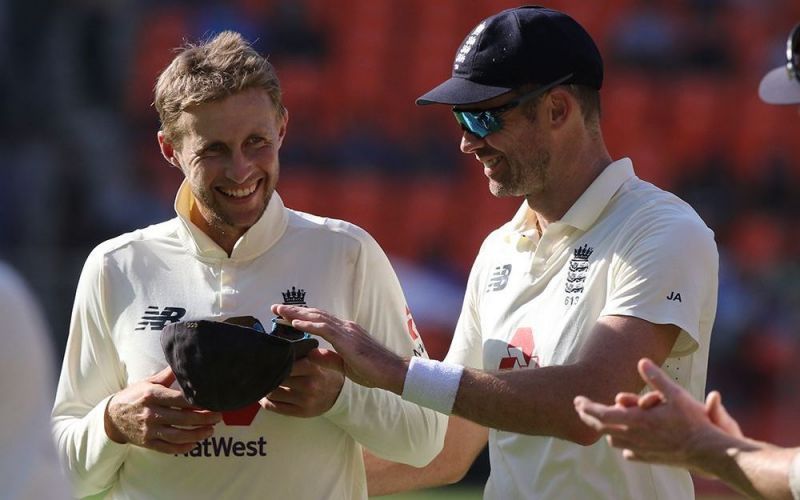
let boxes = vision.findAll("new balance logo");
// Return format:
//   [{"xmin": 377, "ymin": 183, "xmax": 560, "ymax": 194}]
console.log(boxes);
[
  {"xmin": 135, "ymin": 306, "xmax": 186, "ymax": 331},
  {"xmin": 487, "ymin": 264, "xmax": 512, "ymax": 292}
]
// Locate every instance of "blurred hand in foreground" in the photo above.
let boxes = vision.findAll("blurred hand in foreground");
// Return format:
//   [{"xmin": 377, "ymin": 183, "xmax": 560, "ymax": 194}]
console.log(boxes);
[{"xmin": 574, "ymin": 358, "xmax": 743, "ymax": 467}]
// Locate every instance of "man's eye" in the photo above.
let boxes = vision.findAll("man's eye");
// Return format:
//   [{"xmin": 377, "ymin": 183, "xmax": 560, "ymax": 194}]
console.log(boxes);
[{"xmin": 478, "ymin": 113, "xmax": 495, "ymax": 128}]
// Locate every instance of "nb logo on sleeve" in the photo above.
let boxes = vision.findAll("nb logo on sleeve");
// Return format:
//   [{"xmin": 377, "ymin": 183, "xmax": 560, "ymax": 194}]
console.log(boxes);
[
  {"xmin": 135, "ymin": 306, "xmax": 186, "ymax": 331},
  {"xmin": 487, "ymin": 264, "xmax": 512, "ymax": 292}
]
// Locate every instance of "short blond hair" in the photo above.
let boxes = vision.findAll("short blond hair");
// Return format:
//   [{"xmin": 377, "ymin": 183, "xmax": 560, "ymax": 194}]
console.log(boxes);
[{"xmin": 154, "ymin": 31, "xmax": 285, "ymax": 143}]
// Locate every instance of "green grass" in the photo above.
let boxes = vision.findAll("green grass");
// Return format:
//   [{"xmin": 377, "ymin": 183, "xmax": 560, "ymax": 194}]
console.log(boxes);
[
  {"xmin": 373, "ymin": 486, "xmax": 483, "ymax": 499},
  {"xmin": 373, "ymin": 485, "xmax": 743, "ymax": 500}
]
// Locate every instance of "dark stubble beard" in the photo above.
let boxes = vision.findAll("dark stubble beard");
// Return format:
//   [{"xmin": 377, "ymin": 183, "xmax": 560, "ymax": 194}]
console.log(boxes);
[{"xmin": 491, "ymin": 148, "xmax": 551, "ymax": 198}]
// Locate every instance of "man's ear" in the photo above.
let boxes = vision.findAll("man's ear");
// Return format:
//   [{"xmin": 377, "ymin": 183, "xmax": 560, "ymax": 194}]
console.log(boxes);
[
  {"xmin": 157, "ymin": 131, "xmax": 180, "ymax": 168},
  {"xmin": 276, "ymin": 108, "xmax": 289, "ymax": 146},
  {"xmin": 547, "ymin": 88, "xmax": 572, "ymax": 129}
]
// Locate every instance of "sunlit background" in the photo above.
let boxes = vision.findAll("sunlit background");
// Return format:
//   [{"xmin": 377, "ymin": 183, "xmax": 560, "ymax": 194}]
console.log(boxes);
[{"xmin": 3, "ymin": 0, "xmax": 800, "ymax": 497}]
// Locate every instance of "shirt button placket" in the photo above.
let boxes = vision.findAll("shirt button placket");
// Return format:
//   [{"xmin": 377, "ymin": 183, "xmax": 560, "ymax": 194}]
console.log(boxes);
[{"xmin": 220, "ymin": 262, "xmax": 237, "ymax": 314}]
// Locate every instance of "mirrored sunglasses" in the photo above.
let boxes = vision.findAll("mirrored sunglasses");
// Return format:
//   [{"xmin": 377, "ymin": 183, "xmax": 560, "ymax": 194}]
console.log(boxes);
[{"xmin": 453, "ymin": 74, "xmax": 573, "ymax": 139}]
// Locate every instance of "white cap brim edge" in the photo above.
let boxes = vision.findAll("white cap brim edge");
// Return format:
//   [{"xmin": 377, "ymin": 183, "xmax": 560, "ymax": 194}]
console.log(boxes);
[{"xmin": 759, "ymin": 66, "xmax": 800, "ymax": 104}]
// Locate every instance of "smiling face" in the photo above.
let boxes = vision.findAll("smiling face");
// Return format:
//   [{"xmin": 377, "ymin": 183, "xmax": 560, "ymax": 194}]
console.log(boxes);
[
  {"xmin": 158, "ymin": 88, "xmax": 287, "ymax": 252},
  {"xmin": 457, "ymin": 91, "xmax": 554, "ymax": 199}
]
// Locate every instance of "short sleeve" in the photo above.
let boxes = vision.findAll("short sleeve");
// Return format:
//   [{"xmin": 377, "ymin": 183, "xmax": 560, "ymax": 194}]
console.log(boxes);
[{"xmin": 602, "ymin": 211, "xmax": 718, "ymax": 357}]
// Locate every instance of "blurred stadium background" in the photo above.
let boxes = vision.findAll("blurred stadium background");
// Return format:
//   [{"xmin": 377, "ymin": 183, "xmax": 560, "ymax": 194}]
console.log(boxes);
[{"xmin": 3, "ymin": 0, "xmax": 800, "ymax": 498}]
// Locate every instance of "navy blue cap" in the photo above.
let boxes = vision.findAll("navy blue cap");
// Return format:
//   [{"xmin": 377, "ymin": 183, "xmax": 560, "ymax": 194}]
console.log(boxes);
[
  {"xmin": 160, "ymin": 316, "xmax": 317, "ymax": 411},
  {"xmin": 417, "ymin": 6, "xmax": 603, "ymax": 105}
]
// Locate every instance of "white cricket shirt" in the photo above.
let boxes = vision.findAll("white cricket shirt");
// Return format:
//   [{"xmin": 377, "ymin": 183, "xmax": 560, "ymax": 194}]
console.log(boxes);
[
  {"xmin": 446, "ymin": 158, "xmax": 718, "ymax": 499},
  {"xmin": 52, "ymin": 182, "xmax": 446, "ymax": 499}
]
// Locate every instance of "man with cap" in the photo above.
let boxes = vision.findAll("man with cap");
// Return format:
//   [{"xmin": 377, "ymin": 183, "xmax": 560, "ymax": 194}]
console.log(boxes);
[
  {"xmin": 575, "ymin": 23, "xmax": 800, "ymax": 500},
  {"xmin": 275, "ymin": 6, "xmax": 718, "ymax": 499},
  {"xmin": 51, "ymin": 31, "xmax": 445, "ymax": 499}
]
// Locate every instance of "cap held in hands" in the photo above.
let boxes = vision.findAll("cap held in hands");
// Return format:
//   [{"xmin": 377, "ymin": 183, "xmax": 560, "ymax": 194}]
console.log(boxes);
[{"xmin": 161, "ymin": 316, "xmax": 317, "ymax": 411}]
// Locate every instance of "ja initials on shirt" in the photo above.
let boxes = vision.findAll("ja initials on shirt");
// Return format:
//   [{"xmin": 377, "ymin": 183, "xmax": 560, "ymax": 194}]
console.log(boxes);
[{"xmin": 666, "ymin": 291, "xmax": 682, "ymax": 302}]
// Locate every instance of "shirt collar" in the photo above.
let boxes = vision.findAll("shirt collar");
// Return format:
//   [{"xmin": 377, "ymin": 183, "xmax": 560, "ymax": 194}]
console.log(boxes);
[
  {"xmin": 508, "ymin": 157, "xmax": 635, "ymax": 234},
  {"xmin": 173, "ymin": 180, "xmax": 288, "ymax": 260},
  {"xmin": 561, "ymin": 157, "xmax": 634, "ymax": 231}
]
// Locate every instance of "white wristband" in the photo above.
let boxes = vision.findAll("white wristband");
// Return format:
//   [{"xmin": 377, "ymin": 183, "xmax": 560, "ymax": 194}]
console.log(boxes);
[{"xmin": 401, "ymin": 357, "xmax": 464, "ymax": 415}]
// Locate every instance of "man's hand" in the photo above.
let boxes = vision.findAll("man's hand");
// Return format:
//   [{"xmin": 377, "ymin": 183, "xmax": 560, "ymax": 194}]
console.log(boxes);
[
  {"xmin": 573, "ymin": 358, "xmax": 738, "ymax": 468},
  {"xmin": 104, "ymin": 366, "xmax": 222, "ymax": 454},
  {"xmin": 704, "ymin": 389, "xmax": 743, "ymax": 438},
  {"xmin": 259, "ymin": 352, "xmax": 345, "ymax": 417},
  {"xmin": 272, "ymin": 305, "xmax": 409, "ymax": 395}
]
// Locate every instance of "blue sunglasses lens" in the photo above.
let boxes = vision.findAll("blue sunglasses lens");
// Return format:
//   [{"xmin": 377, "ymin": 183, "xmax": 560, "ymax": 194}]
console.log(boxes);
[
  {"xmin": 451, "ymin": 74, "xmax": 575, "ymax": 138},
  {"xmin": 453, "ymin": 110, "xmax": 501, "ymax": 138}
]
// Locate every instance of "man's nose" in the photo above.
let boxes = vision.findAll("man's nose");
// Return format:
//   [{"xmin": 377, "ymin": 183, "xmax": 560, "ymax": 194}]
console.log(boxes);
[
  {"xmin": 460, "ymin": 130, "xmax": 486, "ymax": 154},
  {"xmin": 227, "ymin": 149, "xmax": 254, "ymax": 183}
]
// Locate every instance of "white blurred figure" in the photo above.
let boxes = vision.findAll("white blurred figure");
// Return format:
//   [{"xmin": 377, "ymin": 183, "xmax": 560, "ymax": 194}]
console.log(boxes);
[
  {"xmin": 759, "ymin": 24, "xmax": 800, "ymax": 107},
  {"xmin": 0, "ymin": 262, "xmax": 69, "ymax": 499}
]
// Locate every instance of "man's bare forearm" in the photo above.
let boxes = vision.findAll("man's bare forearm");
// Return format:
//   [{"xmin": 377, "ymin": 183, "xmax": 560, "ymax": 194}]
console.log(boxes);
[
  {"xmin": 453, "ymin": 365, "xmax": 608, "ymax": 443},
  {"xmin": 695, "ymin": 434, "xmax": 798, "ymax": 500}
]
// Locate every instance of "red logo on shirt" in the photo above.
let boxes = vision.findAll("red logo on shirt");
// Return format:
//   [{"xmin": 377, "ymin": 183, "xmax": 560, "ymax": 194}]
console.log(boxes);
[
  {"xmin": 405, "ymin": 306, "xmax": 428, "ymax": 358},
  {"xmin": 222, "ymin": 402, "xmax": 261, "ymax": 426},
  {"xmin": 405, "ymin": 306, "xmax": 419, "ymax": 341},
  {"xmin": 178, "ymin": 403, "xmax": 266, "ymax": 457},
  {"xmin": 498, "ymin": 327, "xmax": 539, "ymax": 370}
]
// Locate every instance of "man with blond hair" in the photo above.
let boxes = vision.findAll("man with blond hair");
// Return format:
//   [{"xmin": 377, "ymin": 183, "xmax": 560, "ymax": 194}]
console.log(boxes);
[{"xmin": 52, "ymin": 31, "xmax": 445, "ymax": 499}]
